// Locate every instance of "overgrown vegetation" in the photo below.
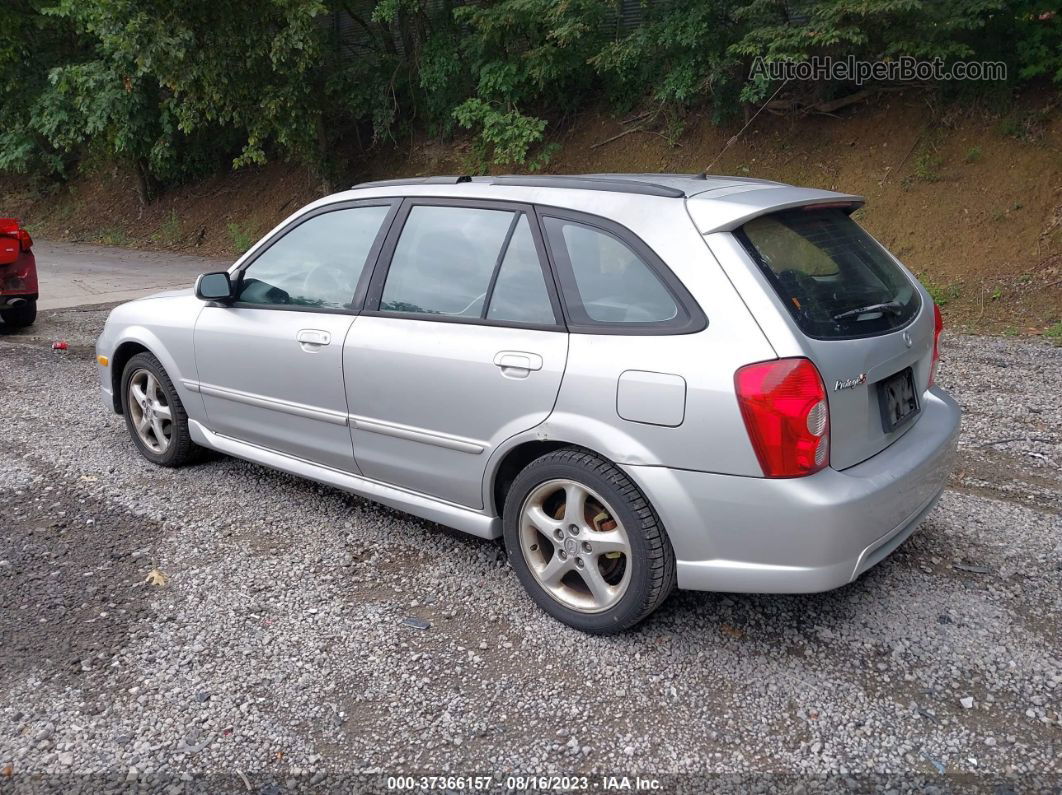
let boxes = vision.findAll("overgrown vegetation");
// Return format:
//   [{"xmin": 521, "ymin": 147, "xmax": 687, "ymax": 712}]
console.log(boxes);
[
  {"xmin": 227, "ymin": 222, "xmax": 255, "ymax": 255},
  {"xmin": 153, "ymin": 210, "xmax": 181, "ymax": 247},
  {"xmin": 921, "ymin": 277, "xmax": 962, "ymax": 306},
  {"xmin": 1, "ymin": 0, "xmax": 1059, "ymax": 191}
]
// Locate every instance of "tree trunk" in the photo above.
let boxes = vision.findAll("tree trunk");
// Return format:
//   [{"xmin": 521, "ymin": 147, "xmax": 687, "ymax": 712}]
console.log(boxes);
[{"xmin": 134, "ymin": 159, "xmax": 157, "ymax": 206}]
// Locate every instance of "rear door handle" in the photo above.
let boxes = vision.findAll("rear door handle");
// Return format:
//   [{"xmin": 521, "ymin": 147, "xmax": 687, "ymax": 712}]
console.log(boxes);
[
  {"xmin": 493, "ymin": 351, "xmax": 543, "ymax": 378},
  {"xmin": 297, "ymin": 329, "xmax": 331, "ymax": 350}
]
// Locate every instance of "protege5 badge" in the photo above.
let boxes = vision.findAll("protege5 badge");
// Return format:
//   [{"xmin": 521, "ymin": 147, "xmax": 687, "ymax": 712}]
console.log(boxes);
[{"xmin": 834, "ymin": 373, "xmax": 867, "ymax": 391}]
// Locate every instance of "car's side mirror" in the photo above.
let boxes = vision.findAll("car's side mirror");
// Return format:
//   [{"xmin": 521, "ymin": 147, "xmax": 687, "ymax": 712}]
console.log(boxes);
[{"xmin": 195, "ymin": 271, "xmax": 234, "ymax": 303}]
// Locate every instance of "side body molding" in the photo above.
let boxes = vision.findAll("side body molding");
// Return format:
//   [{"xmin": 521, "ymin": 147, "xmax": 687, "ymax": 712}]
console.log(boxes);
[{"xmin": 188, "ymin": 420, "xmax": 501, "ymax": 539}]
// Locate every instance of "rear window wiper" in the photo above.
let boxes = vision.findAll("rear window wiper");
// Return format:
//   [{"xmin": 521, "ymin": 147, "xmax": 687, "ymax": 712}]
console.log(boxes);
[{"xmin": 832, "ymin": 301, "xmax": 903, "ymax": 322}]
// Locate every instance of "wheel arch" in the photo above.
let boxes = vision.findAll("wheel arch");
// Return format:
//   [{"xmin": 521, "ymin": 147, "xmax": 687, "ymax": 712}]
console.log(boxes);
[
  {"xmin": 488, "ymin": 439, "xmax": 572, "ymax": 518},
  {"xmin": 109, "ymin": 340, "xmax": 151, "ymax": 413},
  {"xmin": 485, "ymin": 413, "xmax": 666, "ymax": 517},
  {"xmin": 108, "ymin": 328, "xmax": 189, "ymax": 416},
  {"xmin": 486, "ymin": 421, "xmax": 659, "ymax": 518}
]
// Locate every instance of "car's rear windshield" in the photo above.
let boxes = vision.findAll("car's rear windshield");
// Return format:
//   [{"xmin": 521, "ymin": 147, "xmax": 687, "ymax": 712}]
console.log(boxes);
[{"xmin": 735, "ymin": 208, "xmax": 920, "ymax": 339}]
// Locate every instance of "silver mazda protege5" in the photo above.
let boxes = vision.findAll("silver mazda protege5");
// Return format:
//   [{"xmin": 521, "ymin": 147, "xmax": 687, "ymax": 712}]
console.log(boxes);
[{"xmin": 96, "ymin": 174, "xmax": 961, "ymax": 633}]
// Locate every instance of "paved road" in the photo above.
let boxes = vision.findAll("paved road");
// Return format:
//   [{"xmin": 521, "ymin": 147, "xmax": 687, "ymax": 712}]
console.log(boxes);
[{"xmin": 32, "ymin": 240, "xmax": 231, "ymax": 310}]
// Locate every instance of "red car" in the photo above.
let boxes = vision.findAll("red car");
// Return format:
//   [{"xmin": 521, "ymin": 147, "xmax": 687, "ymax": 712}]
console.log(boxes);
[{"xmin": 0, "ymin": 218, "xmax": 37, "ymax": 327}]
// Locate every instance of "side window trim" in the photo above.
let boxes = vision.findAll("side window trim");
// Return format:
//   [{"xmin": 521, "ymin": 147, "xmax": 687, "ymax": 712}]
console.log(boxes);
[
  {"xmin": 363, "ymin": 197, "xmax": 567, "ymax": 331},
  {"xmin": 480, "ymin": 212, "xmax": 521, "ymax": 320},
  {"xmin": 532, "ymin": 206, "xmax": 707, "ymax": 336},
  {"xmin": 230, "ymin": 198, "xmax": 400, "ymax": 315}
]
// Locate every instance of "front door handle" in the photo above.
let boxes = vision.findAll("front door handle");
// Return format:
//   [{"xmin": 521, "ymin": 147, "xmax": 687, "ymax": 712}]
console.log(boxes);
[
  {"xmin": 296, "ymin": 329, "xmax": 331, "ymax": 351},
  {"xmin": 493, "ymin": 351, "xmax": 543, "ymax": 378}
]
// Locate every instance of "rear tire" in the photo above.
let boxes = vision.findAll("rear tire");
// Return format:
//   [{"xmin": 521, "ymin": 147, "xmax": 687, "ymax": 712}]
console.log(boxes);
[
  {"xmin": 120, "ymin": 352, "xmax": 203, "ymax": 467},
  {"xmin": 1, "ymin": 300, "xmax": 36, "ymax": 328},
  {"xmin": 503, "ymin": 447, "xmax": 676, "ymax": 634}
]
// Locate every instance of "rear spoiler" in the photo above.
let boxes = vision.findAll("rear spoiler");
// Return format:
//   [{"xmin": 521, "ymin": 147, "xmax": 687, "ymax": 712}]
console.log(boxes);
[{"xmin": 686, "ymin": 186, "xmax": 865, "ymax": 235}]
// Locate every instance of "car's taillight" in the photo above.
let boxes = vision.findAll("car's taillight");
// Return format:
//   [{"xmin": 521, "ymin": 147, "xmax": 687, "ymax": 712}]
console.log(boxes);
[
  {"xmin": 929, "ymin": 303, "xmax": 943, "ymax": 387},
  {"xmin": 0, "ymin": 219, "xmax": 30, "ymax": 252},
  {"xmin": 735, "ymin": 358, "xmax": 830, "ymax": 478}
]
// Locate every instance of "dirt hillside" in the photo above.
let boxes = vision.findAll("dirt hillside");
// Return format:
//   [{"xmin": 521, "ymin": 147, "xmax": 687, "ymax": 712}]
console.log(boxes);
[{"xmin": 3, "ymin": 90, "xmax": 1060, "ymax": 336}]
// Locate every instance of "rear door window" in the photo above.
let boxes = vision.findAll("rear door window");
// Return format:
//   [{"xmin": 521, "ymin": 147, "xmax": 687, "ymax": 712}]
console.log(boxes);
[
  {"xmin": 736, "ymin": 208, "xmax": 920, "ymax": 339},
  {"xmin": 485, "ymin": 215, "xmax": 556, "ymax": 325},
  {"xmin": 378, "ymin": 204, "xmax": 557, "ymax": 326}
]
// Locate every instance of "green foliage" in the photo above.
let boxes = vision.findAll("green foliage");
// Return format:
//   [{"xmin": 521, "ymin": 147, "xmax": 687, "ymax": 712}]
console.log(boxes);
[
  {"xmin": 921, "ymin": 277, "xmax": 961, "ymax": 305},
  {"xmin": 593, "ymin": 0, "xmax": 745, "ymax": 119},
  {"xmin": 1010, "ymin": 3, "xmax": 1062, "ymax": 83},
  {"xmin": 1045, "ymin": 321, "xmax": 1062, "ymax": 340},
  {"xmin": 453, "ymin": 99, "xmax": 551, "ymax": 171},
  {"xmin": 227, "ymin": 222, "xmax": 255, "ymax": 254},
  {"xmin": 998, "ymin": 106, "xmax": 1052, "ymax": 141},
  {"xmin": 97, "ymin": 226, "xmax": 130, "ymax": 246},
  {"xmin": 451, "ymin": 0, "xmax": 609, "ymax": 168},
  {"xmin": 154, "ymin": 210, "xmax": 182, "ymax": 247},
  {"xmin": 46, "ymin": 0, "xmax": 332, "ymax": 175},
  {"xmin": 731, "ymin": 0, "xmax": 1008, "ymax": 103},
  {"xmin": 0, "ymin": 0, "xmax": 1058, "ymax": 187},
  {"xmin": 0, "ymin": 0, "xmax": 80, "ymax": 175},
  {"xmin": 912, "ymin": 148, "xmax": 942, "ymax": 182}
]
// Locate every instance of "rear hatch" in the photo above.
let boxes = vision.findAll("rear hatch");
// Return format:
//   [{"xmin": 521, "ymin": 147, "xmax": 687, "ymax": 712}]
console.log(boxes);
[{"xmin": 733, "ymin": 207, "xmax": 935, "ymax": 470}]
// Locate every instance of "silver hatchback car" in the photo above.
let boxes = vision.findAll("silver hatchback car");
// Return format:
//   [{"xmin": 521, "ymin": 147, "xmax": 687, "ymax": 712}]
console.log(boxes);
[{"xmin": 96, "ymin": 174, "xmax": 960, "ymax": 633}]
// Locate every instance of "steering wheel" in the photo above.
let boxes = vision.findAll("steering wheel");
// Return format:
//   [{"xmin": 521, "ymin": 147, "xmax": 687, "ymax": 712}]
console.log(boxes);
[{"xmin": 299, "ymin": 261, "xmax": 351, "ymax": 303}]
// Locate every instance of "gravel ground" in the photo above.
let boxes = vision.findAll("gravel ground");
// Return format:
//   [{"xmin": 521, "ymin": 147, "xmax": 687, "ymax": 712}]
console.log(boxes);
[{"xmin": 1, "ymin": 308, "xmax": 1059, "ymax": 792}]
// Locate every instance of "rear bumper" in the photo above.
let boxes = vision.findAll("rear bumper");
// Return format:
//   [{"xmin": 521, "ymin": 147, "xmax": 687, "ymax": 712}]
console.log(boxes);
[
  {"xmin": 622, "ymin": 386, "xmax": 961, "ymax": 593},
  {"xmin": 1, "ymin": 292, "xmax": 37, "ymax": 307}
]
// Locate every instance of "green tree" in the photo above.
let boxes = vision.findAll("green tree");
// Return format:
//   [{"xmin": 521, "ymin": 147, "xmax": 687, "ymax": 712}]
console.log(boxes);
[
  {"xmin": 451, "ymin": 0, "xmax": 609, "ymax": 169},
  {"xmin": 0, "ymin": 0, "xmax": 81, "ymax": 176},
  {"xmin": 46, "ymin": 0, "xmax": 333, "ymax": 180},
  {"xmin": 1, "ymin": 0, "xmax": 1058, "ymax": 187},
  {"xmin": 593, "ymin": 0, "xmax": 746, "ymax": 120},
  {"xmin": 731, "ymin": 0, "xmax": 1008, "ymax": 102}
]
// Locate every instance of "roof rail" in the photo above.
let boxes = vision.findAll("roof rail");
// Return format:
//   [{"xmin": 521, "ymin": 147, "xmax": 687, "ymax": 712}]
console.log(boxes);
[
  {"xmin": 489, "ymin": 175, "xmax": 684, "ymax": 198},
  {"xmin": 351, "ymin": 173, "xmax": 686, "ymax": 197},
  {"xmin": 582, "ymin": 172, "xmax": 707, "ymax": 181},
  {"xmin": 351, "ymin": 175, "xmax": 472, "ymax": 189}
]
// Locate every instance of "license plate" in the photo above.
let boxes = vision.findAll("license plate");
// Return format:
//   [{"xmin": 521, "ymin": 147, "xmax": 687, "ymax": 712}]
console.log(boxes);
[{"xmin": 878, "ymin": 367, "xmax": 919, "ymax": 432}]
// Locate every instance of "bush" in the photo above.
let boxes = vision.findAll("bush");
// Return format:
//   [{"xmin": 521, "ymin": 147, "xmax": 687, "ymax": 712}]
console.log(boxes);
[{"xmin": 1, "ymin": 0, "xmax": 1058, "ymax": 186}]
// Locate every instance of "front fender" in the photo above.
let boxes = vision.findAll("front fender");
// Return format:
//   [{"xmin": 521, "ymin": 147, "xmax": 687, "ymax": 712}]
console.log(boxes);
[{"xmin": 99, "ymin": 299, "xmax": 205, "ymax": 422}]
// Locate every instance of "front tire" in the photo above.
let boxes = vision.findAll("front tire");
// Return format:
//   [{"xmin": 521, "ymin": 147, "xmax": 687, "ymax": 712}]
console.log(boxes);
[
  {"xmin": 120, "ymin": 352, "xmax": 202, "ymax": 467},
  {"xmin": 1, "ymin": 300, "xmax": 36, "ymax": 328},
  {"xmin": 503, "ymin": 447, "xmax": 676, "ymax": 634}
]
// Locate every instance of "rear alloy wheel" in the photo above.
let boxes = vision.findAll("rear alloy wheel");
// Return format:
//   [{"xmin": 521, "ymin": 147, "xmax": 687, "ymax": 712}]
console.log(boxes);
[
  {"xmin": 503, "ymin": 448, "xmax": 676, "ymax": 634},
  {"xmin": 519, "ymin": 479, "xmax": 633, "ymax": 613},
  {"xmin": 0, "ymin": 300, "xmax": 36, "ymax": 328},
  {"xmin": 121, "ymin": 352, "xmax": 202, "ymax": 467}
]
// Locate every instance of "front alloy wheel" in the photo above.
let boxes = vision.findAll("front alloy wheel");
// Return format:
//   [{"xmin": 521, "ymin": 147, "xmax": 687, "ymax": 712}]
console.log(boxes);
[
  {"xmin": 120, "ymin": 352, "xmax": 202, "ymax": 467},
  {"xmin": 127, "ymin": 368, "xmax": 173, "ymax": 454}
]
